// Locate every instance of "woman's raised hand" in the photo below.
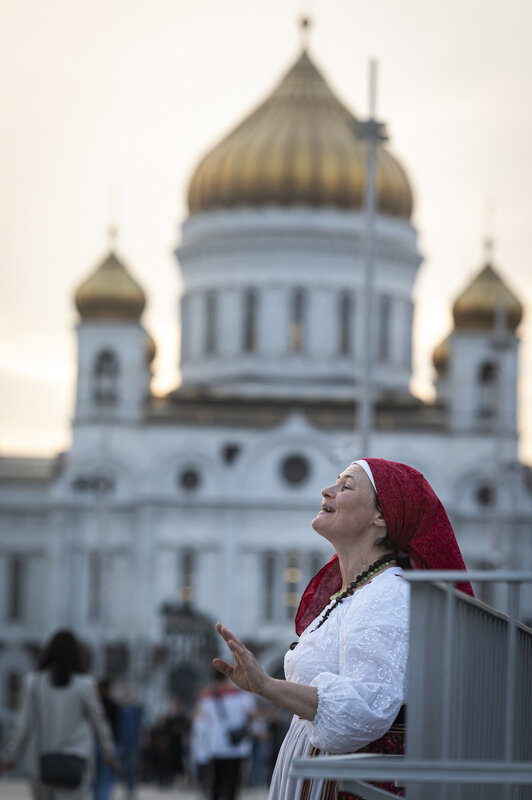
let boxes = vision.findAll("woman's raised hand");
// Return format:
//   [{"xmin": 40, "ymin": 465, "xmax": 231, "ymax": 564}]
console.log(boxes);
[{"xmin": 213, "ymin": 623, "xmax": 272, "ymax": 696}]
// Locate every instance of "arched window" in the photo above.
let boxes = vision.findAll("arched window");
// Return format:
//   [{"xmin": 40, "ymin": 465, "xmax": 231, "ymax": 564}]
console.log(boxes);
[
  {"xmin": 339, "ymin": 291, "xmax": 354, "ymax": 355},
  {"xmin": 263, "ymin": 552, "xmax": 276, "ymax": 621},
  {"xmin": 6, "ymin": 555, "xmax": 25, "ymax": 622},
  {"xmin": 479, "ymin": 361, "xmax": 499, "ymax": 385},
  {"xmin": 93, "ymin": 350, "xmax": 119, "ymax": 406},
  {"xmin": 290, "ymin": 289, "xmax": 305, "ymax": 353},
  {"xmin": 377, "ymin": 295, "xmax": 391, "ymax": 361},
  {"xmin": 284, "ymin": 552, "xmax": 301, "ymax": 621},
  {"xmin": 403, "ymin": 300, "xmax": 414, "ymax": 366},
  {"xmin": 205, "ymin": 292, "xmax": 217, "ymax": 355},
  {"xmin": 243, "ymin": 290, "xmax": 257, "ymax": 353},
  {"xmin": 477, "ymin": 360, "xmax": 499, "ymax": 419},
  {"xmin": 180, "ymin": 294, "xmax": 190, "ymax": 361},
  {"xmin": 88, "ymin": 552, "xmax": 102, "ymax": 622},
  {"xmin": 179, "ymin": 549, "xmax": 195, "ymax": 605}
]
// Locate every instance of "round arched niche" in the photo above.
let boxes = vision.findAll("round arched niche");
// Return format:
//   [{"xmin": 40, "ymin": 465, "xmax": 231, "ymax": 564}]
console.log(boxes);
[
  {"xmin": 178, "ymin": 468, "xmax": 201, "ymax": 491},
  {"xmin": 476, "ymin": 484, "xmax": 495, "ymax": 507},
  {"xmin": 281, "ymin": 455, "xmax": 310, "ymax": 486}
]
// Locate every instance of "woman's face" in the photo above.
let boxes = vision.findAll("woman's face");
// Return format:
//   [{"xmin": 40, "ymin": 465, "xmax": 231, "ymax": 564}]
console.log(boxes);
[{"xmin": 312, "ymin": 463, "xmax": 381, "ymax": 543}]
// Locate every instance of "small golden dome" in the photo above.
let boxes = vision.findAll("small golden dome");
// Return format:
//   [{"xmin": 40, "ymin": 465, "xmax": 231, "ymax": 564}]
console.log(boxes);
[
  {"xmin": 75, "ymin": 251, "xmax": 146, "ymax": 321},
  {"xmin": 453, "ymin": 263, "xmax": 522, "ymax": 332},
  {"xmin": 433, "ymin": 335, "xmax": 450, "ymax": 375},
  {"xmin": 188, "ymin": 50, "xmax": 413, "ymax": 219}
]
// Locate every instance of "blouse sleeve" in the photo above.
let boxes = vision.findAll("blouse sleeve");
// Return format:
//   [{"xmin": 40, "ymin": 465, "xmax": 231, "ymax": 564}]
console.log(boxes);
[{"xmin": 304, "ymin": 575, "xmax": 409, "ymax": 754}]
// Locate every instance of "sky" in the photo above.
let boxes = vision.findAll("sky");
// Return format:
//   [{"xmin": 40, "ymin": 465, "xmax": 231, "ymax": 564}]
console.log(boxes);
[{"xmin": 0, "ymin": 0, "xmax": 531, "ymax": 461}]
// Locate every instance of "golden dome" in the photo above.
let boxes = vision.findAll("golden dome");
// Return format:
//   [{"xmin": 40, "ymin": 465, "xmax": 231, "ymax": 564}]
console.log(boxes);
[
  {"xmin": 433, "ymin": 335, "xmax": 450, "ymax": 375},
  {"xmin": 75, "ymin": 251, "xmax": 146, "ymax": 321},
  {"xmin": 188, "ymin": 50, "xmax": 413, "ymax": 218},
  {"xmin": 453, "ymin": 263, "xmax": 523, "ymax": 332}
]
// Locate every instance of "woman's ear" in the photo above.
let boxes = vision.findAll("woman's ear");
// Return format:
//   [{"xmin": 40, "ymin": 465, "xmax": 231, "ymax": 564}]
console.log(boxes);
[{"xmin": 374, "ymin": 511, "xmax": 386, "ymax": 528}]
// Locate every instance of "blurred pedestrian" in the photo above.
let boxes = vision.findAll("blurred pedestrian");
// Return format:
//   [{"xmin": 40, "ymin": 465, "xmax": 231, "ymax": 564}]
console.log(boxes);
[
  {"xmin": 149, "ymin": 716, "xmax": 172, "ymax": 787},
  {"xmin": 0, "ymin": 629, "xmax": 119, "ymax": 800},
  {"xmin": 197, "ymin": 672, "xmax": 256, "ymax": 800},
  {"xmin": 164, "ymin": 699, "xmax": 188, "ymax": 784},
  {"xmin": 117, "ymin": 686, "xmax": 143, "ymax": 798},
  {"xmin": 93, "ymin": 678, "xmax": 120, "ymax": 800},
  {"xmin": 247, "ymin": 703, "xmax": 270, "ymax": 787},
  {"xmin": 190, "ymin": 705, "xmax": 212, "ymax": 795}
]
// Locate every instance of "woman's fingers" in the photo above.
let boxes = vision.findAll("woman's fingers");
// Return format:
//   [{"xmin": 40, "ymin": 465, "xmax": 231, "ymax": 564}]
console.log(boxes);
[
  {"xmin": 212, "ymin": 657, "xmax": 232, "ymax": 676},
  {"xmin": 227, "ymin": 638, "xmax": 246, "ymax": 655},
  {"xmin": 216, "ymin": 624, "xmax": 252, "ymax": 663},
  {"xmin": 216, "ymin": 622, "xmax": 258, "ymax": 675},
  {"xmin": 215, "ymin": 622, "xmax": 243, "ymax": 648},
  {"xmin": 213, "ymin": 622, "xmax": 271, "ymax": 696}
]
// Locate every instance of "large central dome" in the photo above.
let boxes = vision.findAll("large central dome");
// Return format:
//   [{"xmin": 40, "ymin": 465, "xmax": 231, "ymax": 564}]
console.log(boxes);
[{"xmin": 187, "ymin": 49, "xmax": 413, "ymax": 218}]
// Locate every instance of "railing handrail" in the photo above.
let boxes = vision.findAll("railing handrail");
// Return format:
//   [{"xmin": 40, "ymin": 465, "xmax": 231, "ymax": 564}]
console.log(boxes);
[
  {"xmin": 402, "ymin": 570, "xmax": 532, "ymax": 582},
  {"xmin": 291, "ymin": 754, "xmax": 532, "ymax": 785},
  {"xmin": 403, "ymin": 573, "xmax": 532, "ymax": 633}
]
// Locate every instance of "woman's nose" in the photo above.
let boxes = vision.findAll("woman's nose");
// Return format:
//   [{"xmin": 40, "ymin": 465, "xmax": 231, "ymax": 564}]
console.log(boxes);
[{"xmin": 322, "ymin": 484, "xmax": 334, "ymax": 498}]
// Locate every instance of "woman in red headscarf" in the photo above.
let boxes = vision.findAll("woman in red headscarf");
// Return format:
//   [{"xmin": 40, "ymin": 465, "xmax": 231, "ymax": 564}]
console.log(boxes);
[{"xmin": 214, "ymin": 459, "xmax": 472, "ymax": 800}]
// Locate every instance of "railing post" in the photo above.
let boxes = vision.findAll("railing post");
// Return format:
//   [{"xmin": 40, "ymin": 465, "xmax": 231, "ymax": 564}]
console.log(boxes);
[
  {"xmin": 504, "ymin": 582, "xmax": 519, "ymax": 760},
  {"xmin": 440, "ymin": 583, "xmax": 455, "ymax": 800},
  {"xmin": 503, "ymin": 582, "xmax": 520, "ymax": 800}
]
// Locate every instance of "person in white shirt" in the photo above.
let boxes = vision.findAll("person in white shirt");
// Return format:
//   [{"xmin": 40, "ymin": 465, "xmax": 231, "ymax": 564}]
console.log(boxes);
[{"xmin": 196, "ymin": 672, "xmax": 256, "ymax": 800}]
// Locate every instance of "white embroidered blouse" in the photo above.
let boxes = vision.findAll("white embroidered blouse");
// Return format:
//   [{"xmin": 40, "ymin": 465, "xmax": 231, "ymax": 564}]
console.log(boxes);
[{"xmin": 268, "ymin": 566, "xmax": 409, "ymax": 800}]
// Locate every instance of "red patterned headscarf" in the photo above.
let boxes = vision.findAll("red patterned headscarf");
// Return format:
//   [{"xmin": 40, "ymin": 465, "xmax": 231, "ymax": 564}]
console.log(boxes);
[{"xmin": 295, "ymin": 458, "xmax": 474, "ymax": 635}]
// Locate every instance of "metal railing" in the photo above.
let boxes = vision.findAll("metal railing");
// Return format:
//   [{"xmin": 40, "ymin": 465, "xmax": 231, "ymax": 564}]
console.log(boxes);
[{"xmin": 291, "ymin": 572, "xmax": 532, "ymax": 799}]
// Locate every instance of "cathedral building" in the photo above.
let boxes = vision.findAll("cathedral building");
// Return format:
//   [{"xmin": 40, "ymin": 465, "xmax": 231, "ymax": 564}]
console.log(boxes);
[{"xmin": 0, "ymin": 46, "xmax": 531, "ymax": 726}]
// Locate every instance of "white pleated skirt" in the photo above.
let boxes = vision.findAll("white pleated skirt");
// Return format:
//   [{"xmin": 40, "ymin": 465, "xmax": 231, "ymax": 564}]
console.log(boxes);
[{"xmin": 268, "ymin": 716, "xmax": 326, "ymax": 800}]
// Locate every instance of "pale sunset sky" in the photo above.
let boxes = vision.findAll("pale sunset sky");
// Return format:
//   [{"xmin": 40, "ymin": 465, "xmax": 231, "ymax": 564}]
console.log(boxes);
[{"xmin": 1, "ymin": 0, "xmax": 531, "ymax": 460}]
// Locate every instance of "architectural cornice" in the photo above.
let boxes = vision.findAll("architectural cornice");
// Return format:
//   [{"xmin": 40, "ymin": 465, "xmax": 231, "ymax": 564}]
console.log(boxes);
[{"xmin": 149, "ymin": 389, "xmax": 446, "ymax": 431}]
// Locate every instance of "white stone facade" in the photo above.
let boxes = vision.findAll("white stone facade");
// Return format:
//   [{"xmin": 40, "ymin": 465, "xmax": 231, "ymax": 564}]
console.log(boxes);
[
  {"xmin": 1, "ymin": 176, "xmax": 531, "ymax": 738},
  {"xmin": 1, "ymin": 248, "xmax": 531, "ymax": 730}
]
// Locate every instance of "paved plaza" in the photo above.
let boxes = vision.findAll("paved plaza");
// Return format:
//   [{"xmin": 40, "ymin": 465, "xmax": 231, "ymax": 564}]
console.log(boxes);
[{"xmin": 0, "ymin": 781, "xmax": 269, "ymax": 800}]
